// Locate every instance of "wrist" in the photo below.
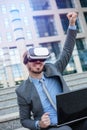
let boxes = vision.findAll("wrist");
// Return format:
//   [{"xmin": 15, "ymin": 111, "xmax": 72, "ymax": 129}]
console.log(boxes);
[
  {"xmin": 69, "ymin": 25, "xmax": 76, "ymax": 30},
  {"xmin": 69, "ymin": 22, "xmax": 75, "ymax": 26},
  {"xmin": 37, "ymin": 120, "xmax": 41, "ymax": 130}
]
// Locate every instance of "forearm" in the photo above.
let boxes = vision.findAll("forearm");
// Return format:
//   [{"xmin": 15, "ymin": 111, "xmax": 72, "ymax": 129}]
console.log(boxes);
[
  {"xmin": 55, "ymin": 28, "xmax": 77, "ymax": 73},
  {"xmin": 21, "ymin": 118, "xmax": 37, "ymax": 130},
  {"xmin": 16, "ymin": 93, "xmax": 37, "ymax": 130}
]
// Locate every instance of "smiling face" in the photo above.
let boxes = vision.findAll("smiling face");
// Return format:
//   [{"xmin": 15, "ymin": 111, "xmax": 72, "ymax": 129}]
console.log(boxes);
[{"xmin": 26, "ymin": 60, "xmax": 44, "ymax": 78}]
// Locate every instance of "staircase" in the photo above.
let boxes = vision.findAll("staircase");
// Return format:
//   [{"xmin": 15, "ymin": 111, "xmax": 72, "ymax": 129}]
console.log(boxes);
[{"xmin": 0, "ymin": 72, "xmax": 87, "ymax": 130}]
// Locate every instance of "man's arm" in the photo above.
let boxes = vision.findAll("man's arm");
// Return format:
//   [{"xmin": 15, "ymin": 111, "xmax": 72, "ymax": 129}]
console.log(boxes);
[
  {"xmin": 16, "ymin": 91, "xmax": 37, "ymax": 130},
  {"xmin": 55, "ymin": 12, "xmax": 78, "ymax": 73}
]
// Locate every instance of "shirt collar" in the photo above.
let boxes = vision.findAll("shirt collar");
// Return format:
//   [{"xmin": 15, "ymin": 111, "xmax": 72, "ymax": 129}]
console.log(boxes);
[{"xmin": 29, "ymin": 73, "xmax": 45, "ymax": 83}]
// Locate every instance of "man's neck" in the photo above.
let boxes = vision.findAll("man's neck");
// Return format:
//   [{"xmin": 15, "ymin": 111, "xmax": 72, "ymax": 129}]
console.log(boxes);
[{"xmin": 29, "ymin": 72, "xmax": 43, "ymax": 79}]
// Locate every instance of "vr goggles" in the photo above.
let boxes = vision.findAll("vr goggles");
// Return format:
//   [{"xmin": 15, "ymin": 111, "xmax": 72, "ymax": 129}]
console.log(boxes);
[{"xmin": 23, "ymin": 47, "xmax": 50, "ymax": 65}]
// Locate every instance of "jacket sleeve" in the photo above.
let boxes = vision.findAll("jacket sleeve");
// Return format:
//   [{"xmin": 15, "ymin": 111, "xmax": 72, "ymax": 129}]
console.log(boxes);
[
  {"xmin": 16, "ymin": 91, "xmax": 37, "ymax": 130},
  {"xmin": 55, "ymin": 28, "xmax": 77, "ymax": 74}
]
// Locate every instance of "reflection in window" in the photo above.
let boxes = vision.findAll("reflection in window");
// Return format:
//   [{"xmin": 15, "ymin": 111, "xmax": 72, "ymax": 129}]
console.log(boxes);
[
  {"xmin": 0, "ymin": 35, "xmax": 2, "ymax": 43},
  {"xmin": 20, "ymin": 3, "xmax": 26, "ymax": 12},
  {"xmin": 10, "ymin": 4, "xmax": 16, "ymax": 10},
  {"xmin": 1, "ymin": 5, "xmax": 7, "ymax": 14},
  {"xmin": 9, "ymin": 47, "xmax": 21, "ymax": 64},
  {"xmin": 60, "ymin": 14, "xmax": 69, "ymax": 34},
  {"xmin": 23, "ymin": 17, "xmax": 29, "ymax": 26},
  {"xmin": 10, "ymin": 9, "xmax": 20, "ymax": 20},
  {"xmin": 63, "ymin": 57, "xmax": 77, "ymax": 75},
  {"xmin": 4, "ymin": 18, "xmax": 9, "ymax": 28},
  {"xmin": 40, "ymin": 42, "xmax": 76, "ymax": 75},
  {"xmin": 34, "ymin": 16, "xmax": 58, "ymax": 37},
  {"xmin": 55, "ymin": 0, "xmax": 74, "ymax": 9},
  {"xmin": 39, "ymin": 41, "xmax": 61, "ymax": 63},
  {"xmin": 60, "ymin": 14, "xmax": 82, "ymax": 34},
  {"xmin": 12, "ymin": 64, "xmax": 23, "ymax": 81},
  {"xmin": 79, "ymin": 0, "xmax": 87, "ymax": 7},
  {"xmin": 6, "ymin": 33, "xmax": 12, "ymax": 42},
  {"xmin": 29, "ymin": 0, "xmax": 51, "ymax": 10},
  {"xmin": 76, "ymin": 19, "xmax": 82, "ymax": 33},
  {"xmin": 0, "ymin": 66, "xmax": 5, "ymax": 85},
  {"xmin": 9, "ymin": 47, "xmax": 23, "ymax": 83},
  {"xmin": 0, "ymin": 49, "xmax": 6, "ymax": 84},
  {"xmin": 84, "ymin": 12, "xmax": 87, "ymax": 23},
  {"xmin": 76, "ymin": 39, "xmax": 87, "ymax": 71},
  {"xmin": 26, "ymin": 31, "xmax": 32, "ymax": 40}
]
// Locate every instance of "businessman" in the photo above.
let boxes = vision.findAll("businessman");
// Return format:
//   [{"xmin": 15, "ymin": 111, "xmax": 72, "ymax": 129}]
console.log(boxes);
[{"xmin": 16, "ymin": 12, "xmax": 87, "ymax": 130}]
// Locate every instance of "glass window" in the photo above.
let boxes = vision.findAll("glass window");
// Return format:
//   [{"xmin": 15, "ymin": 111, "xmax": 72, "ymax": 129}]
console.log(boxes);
[
  {"xmin": 20, "ymin": 3, "xmax": 26, "ymax": 12},
  {"xmin": 39, "ymin": 41, "xmax": 61, "ymax": 63},
  {"xmin": 4, "ymin": 18, "xmax": 9, "ymax": 28},
  {"xmin": 60, "ymin": 14, "xmax": 69, "ymax": 34},
  {"xmin": 1, "ymin": 5, "xmax": 7, "ymax": 14},
  {"xmin": 40, "ymin": 41, "xmax": 76, "ymax": 75},
  {"xmin": 0, "ymin": 48, "xmax": 4, "ymax": 60},
  {"xmin": 63, "ymin": 56, "xmax": 77, "ymax": 75},
  {"xmin": 10, "ymin": 4, "xmax": 16, "ymax": 10},
  {"xmin": 60, "ymin": 14, "xmax": 82, "ymax": 34},
  {"xmin": 26, "ymin": 31, "xmax": 32, "ymax": 40},
  {"xmin": 0, "ymin": 35, "xmax": 2, "ymax": 43},
  {"xmin": 55, "ymin": 0, "xmax": 75, "ymax": 8},
  {"xmin": 12, "ymin": 19, "xmax": 21, "ymax": 29},
  {"xmin": 84, "ymin": 12, "xmax": 87, "ymax": 23},
  {"xmin": 76, "ymin": 39, "xmax": 87, "ymax": 71},
  {"xmin": 76, "ymin": 39, "xmax": 84, "ymax": 50},
  {"xmin": 29, "ymin": 0, "xmax": 51, "ymax": 10},
  {"xmin": 10, "ymin": 9, "xmax": 20, "ymax": 20},
  {"xmin": 6, "ymin": 32, "xmax": 12, "ymax": 42},
  {"xmin": 23, "ymin": 17, "xmax": 29, "ymax": 26},
  {"xmin": 33, "ymin": 15, "xmax": 58, "ymax": 37},
  {"xmin": 11, "ymin": 64, "xmax": 23, "ymax": 79},
  {"xmin": 9, "ymin": 47, "xmax": 21, "ymax": 64},
  {"xmin": 0, "ymin": 48, "xmax": 7, "ymax": 82},
  {"xmin": 0, "ymin": 67, "xmax": 5, "ymax": 81},
  {"xmin": 76, "ymin": 19, "xmax": 82, "ymax": 33},
  {"xmin": 80, "ymin": 0, "xmax": 87, "ymax": 7}
]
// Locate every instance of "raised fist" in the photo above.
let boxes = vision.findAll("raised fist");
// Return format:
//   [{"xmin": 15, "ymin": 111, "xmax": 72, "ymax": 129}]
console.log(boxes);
[{"xmin": 67, "ymin": 12, "xmax": 78, "ymax": 26}]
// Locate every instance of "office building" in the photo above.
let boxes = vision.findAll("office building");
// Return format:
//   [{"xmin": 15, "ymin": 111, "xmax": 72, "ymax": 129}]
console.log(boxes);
[{"xmin": 0, "ymin": 0, "xmax": 87, "ymax": 87}]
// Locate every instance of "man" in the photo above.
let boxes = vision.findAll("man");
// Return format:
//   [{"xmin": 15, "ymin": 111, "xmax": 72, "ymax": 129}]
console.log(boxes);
[{"xmin": 16, "ymin": 12, "xmax": 87, "ymax": 130}]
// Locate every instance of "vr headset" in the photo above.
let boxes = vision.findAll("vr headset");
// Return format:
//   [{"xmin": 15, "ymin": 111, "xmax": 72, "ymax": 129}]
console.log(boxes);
[{"xmin": 23, "ymin": 47, "xmax": 50, "ymax": 65}]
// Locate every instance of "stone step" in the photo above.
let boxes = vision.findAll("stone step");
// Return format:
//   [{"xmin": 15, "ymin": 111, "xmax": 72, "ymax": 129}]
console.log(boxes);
[
  {"xmin": 64, "ymin": 72, "xmax": 87, "ymax": 81},
  {"xmin": 0, "ymin": 86, "xmax": 16, "ymax": 95},
  {"xmin": 65, "ymin": 76, "xmax": 87, "ymax": 83},
  {"xmin": 0, "ymin": 92, "xmax": 16, "ymax": 101},
  {"xmin": 14, "ymin": 127, "xmax": 29, "ymax": 130},
  {"xmin": 0, "ymin": 97, "xmax": 17, "ymax": 107},
  {"xmin": 69, "ymin": 83, "xmax": 87, "ymax": 91},
  {"xmin": 0, "ymin": 104, "xmax": 18, "ymax": 116},
  {"xmin": 66, "ymin": 77, "xmax": 87, "ymax": 88},
  {"xmin": 64, "ymin": 72, "xmax": 87, "ymax": 90},
  {"xmin": 0, "ymin": 112, "xmax": 21, "ymax": 130}
]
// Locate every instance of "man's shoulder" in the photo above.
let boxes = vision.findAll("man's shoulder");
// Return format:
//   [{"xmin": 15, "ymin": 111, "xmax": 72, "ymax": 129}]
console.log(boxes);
[{"xmin": 15, "ymin": 78, "xmax": 30, "ymax": 95}]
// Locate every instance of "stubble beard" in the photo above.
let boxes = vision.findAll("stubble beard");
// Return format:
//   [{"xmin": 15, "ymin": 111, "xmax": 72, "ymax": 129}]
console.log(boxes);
[{"xmin": 29, "ymin": 66, "xmax": 43, "ymax": 74}]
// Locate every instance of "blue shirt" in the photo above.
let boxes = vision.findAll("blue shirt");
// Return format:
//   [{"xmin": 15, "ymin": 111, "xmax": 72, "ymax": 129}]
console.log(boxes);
[
  {"xmin": 30, "ymin": 25, "xmax": 76, "ymax": 127},
  {"xmin": 30, "ymin": 74, "xmax": 62, "ymax": 125}
]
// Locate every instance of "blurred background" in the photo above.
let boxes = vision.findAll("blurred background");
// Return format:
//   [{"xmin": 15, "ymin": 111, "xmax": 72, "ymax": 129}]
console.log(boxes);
[{"xmin": 0, "ymin": 0, "xmax": 87, "ymax": 88}]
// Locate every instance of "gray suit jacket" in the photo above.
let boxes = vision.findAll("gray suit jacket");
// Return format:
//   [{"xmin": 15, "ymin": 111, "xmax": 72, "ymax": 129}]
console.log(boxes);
[{"xmin": 16, "ymin": 29, "xmax": 77, "ymax": 130}]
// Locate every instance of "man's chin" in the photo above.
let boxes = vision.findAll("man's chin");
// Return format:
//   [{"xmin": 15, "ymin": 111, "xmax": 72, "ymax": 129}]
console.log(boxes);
[
  {"xmin": 32, "ymin": 71, "xmax": 42, "ymax": 74},
  {"xmin": 31, "ymin": 69, "xmax": 43, "ymax": 74}
]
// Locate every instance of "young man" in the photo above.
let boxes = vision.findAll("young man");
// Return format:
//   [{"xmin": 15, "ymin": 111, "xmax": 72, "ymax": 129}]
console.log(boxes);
[{"xmin": 16, "ymin": 12, "xmax": 87, "ymax": 130}]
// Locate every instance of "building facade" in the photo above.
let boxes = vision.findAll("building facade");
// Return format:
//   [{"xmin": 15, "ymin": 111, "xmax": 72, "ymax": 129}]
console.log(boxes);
[{"xmin": 0, "ymin": 0, "xmax": 87, "ymax": 88}]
